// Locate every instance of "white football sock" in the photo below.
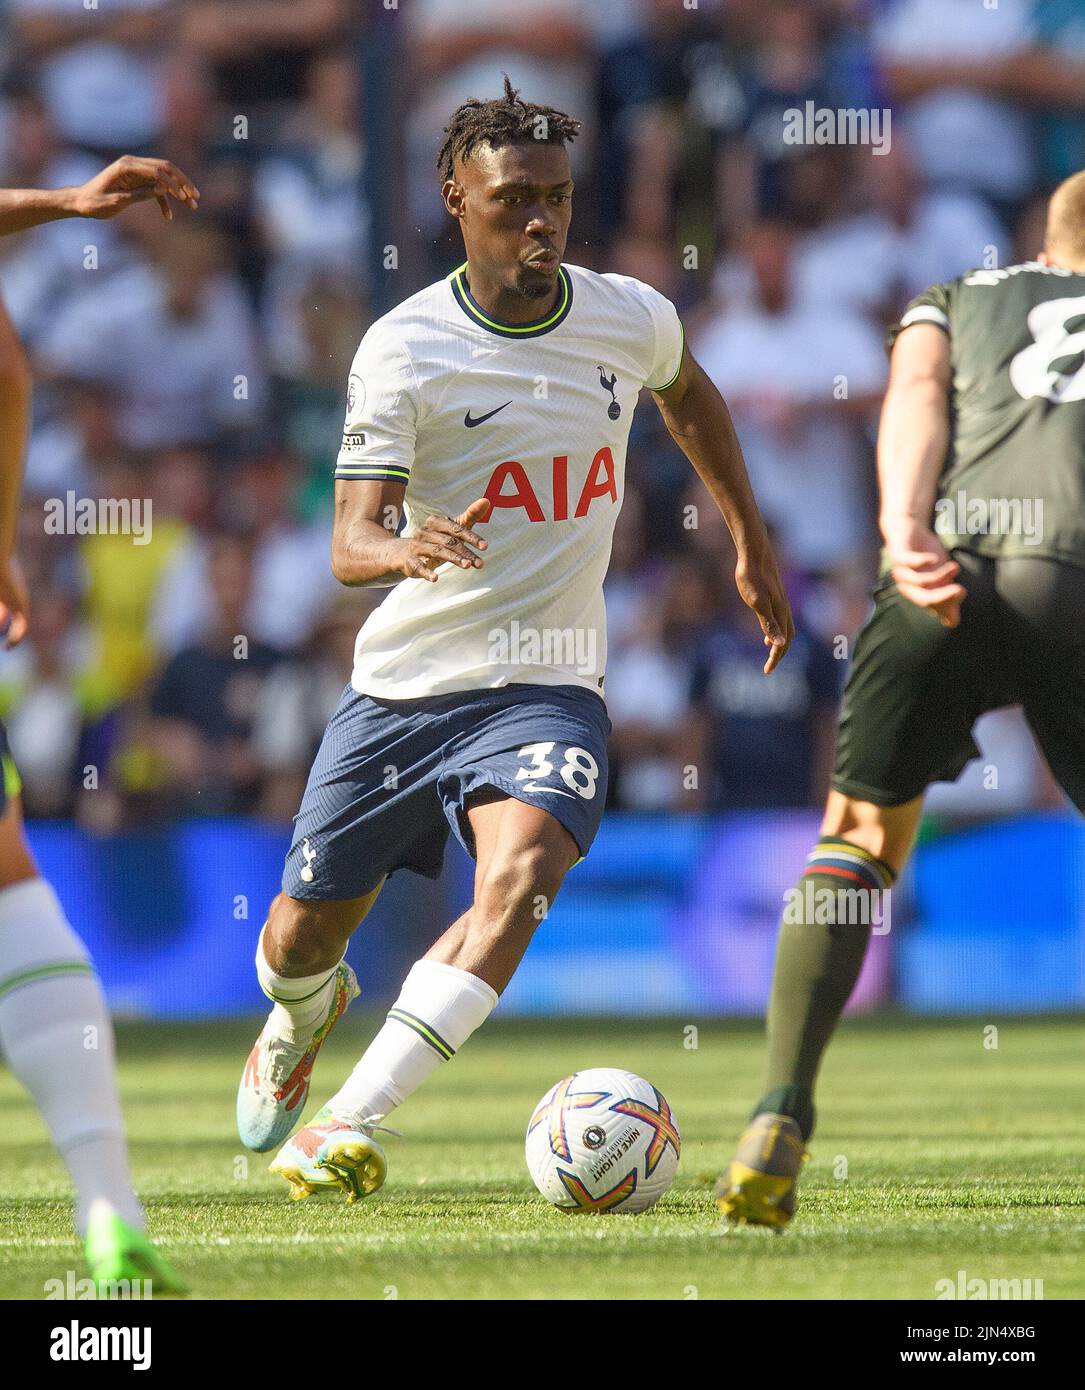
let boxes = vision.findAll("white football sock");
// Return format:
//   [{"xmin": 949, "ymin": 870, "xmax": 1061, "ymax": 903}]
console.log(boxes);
[
  {"xmin": 256, "ymin": 926, "xmax": 341, "ymax": 1044},
  {"xmin": 326, "ymin": 959, "xmax": 497, "ymax": 1127},
  {"xmin": 0, "ymin": 877, "xmax": 143, "ymax": 1235}
]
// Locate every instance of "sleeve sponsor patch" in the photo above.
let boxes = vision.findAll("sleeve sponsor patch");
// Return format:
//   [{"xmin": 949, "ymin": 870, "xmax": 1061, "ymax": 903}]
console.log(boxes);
[{"xmin": 899, "ymin": 305, "xmax": 949, "ymax": 330}]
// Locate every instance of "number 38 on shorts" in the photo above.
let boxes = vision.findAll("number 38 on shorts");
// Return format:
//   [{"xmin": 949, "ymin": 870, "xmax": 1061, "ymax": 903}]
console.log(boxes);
[
  {"xmin": 282, "ymin": 683, "xmax": 611, "ymax": 900},
  {"xmin": 515, "ymin": 741, "xmax": 601, "ymax": 800}
]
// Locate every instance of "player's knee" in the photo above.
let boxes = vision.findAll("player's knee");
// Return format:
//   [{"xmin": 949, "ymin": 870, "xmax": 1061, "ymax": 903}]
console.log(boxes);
[
  {"xmin": 266, "ymin": 892, "xmax": 365, "ymax": 970},
  {"xmin": 820, "ymin": 791, "xmax": 919, "ymax": 873},
  {"xmin": 474, "ymin": 841, "xmax": 566, "ymax": 927}
]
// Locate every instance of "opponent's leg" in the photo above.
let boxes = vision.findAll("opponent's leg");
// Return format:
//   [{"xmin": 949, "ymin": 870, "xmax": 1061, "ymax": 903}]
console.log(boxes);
[
  {"xmin": 759, "ymin": 792, "xmax": 921, "ymax": 1128},
  {"xmin": 0, "ymin": 792, "xmax": 185, "ymax": 1292},
  {"xmin": 717, "ymin": 793, "xmax": 921, "ymax": 1229},
  {"xmin": 237, "ymin": 886, "xmax": 382, "ymax": 1153},
  {"xmin": 997, "ymin": 556, "xmax": 1085, "ymax": 815},
  {"xmin": 274, "ymin": 794, "xmax": 576, "ymax": 1201},
  {"xmin": 719, "ymin": 561, "xmax": 996, "ymax": 1228}
]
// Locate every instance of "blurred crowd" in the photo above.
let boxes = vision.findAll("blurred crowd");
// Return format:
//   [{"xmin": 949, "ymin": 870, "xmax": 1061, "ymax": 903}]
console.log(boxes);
[{"xmin": 1, "ymin": 0, "xmax": 1078, "ymax": 827}]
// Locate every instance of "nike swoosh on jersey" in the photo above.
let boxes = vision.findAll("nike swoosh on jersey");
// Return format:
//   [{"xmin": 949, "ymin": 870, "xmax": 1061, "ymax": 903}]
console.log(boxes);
[
  {"xmin": 464, "ymin": 402, "xmax": 512, "ymax": 427},
  {"xmin": 520, "ymin": 782, "xmax": 575, "ymax": 798}
]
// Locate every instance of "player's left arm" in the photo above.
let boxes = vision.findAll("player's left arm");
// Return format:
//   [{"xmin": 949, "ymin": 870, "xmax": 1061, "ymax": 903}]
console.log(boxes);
[
  {"xmin": 0, "ymin": 156, "xmax": 199, "ymax": 236},
  {"xmin": 652, "ymin": 347, "xmax": 794, "ymax": 673}
]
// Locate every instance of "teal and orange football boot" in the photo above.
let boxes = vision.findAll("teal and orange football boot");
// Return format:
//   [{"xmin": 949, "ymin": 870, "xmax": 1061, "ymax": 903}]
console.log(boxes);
[{"xmin": 237, "ymin": 962, "xmax": 359, "ymax": 1152}]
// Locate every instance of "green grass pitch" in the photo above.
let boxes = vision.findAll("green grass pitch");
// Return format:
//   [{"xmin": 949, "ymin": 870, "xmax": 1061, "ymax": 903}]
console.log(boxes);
[{"xmin": 1, "ymin": 1015, "xmax": 1082, "ymax": 1300}]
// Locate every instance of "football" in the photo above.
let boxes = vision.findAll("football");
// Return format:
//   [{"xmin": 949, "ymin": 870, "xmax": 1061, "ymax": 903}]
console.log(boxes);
[{"xmin": 525, "ymin": 1068, "xmax": 681, "ymax": 1214}]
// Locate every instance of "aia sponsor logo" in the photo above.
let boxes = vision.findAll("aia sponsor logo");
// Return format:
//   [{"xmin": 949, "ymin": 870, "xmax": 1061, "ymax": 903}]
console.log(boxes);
[{"xmin": 480, "ymin": 448, "xmax": 617, "ymax": 522}]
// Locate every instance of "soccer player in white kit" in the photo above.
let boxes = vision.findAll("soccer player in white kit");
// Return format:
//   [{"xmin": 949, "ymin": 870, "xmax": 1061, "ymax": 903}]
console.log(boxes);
[
  {"xmin": 237, "ymin": 80, "xmax": 794, "ymax": 1202},
  {"xmin": 0, "ymin": 156, "xmax": 198, "ymax": 1290}
]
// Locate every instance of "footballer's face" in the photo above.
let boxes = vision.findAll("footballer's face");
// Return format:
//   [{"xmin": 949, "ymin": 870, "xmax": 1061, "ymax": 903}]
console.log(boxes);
[{"xmin": 444, "ymin": 142, "xmax": 573, "ymax": 300}]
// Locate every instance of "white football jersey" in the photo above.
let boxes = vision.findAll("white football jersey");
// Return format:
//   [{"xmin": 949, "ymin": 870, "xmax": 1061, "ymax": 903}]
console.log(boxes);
[{"xmin": 336, "ymin": 262, "xmax": 684, "ymax": 700}]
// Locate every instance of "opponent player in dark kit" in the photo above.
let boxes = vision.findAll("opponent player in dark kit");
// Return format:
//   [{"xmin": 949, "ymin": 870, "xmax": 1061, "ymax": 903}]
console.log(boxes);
[{"xmin": 720, "ymin": 171, "xmax": 1085, "ymax": 1228}]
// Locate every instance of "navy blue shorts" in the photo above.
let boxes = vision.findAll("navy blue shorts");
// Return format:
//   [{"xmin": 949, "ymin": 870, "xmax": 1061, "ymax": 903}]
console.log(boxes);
[{"xmin": 282, "ymin": 683, "xmax": 611, "ymax": 900}]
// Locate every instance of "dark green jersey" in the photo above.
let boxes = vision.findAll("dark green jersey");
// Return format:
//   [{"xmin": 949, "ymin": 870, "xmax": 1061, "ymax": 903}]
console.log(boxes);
[{"xmin": 890, "ymin": 261, "xmax": 1085, "ymax": 567}]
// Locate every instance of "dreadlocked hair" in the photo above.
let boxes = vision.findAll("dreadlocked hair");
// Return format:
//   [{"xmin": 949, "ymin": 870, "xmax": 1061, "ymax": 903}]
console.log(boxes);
[{"xmin": 437, "ymin": 75, "xmax": 581, "ymax": 183}]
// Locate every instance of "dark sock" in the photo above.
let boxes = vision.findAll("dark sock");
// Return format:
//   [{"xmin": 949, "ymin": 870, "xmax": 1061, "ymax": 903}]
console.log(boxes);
[
  {"xmin": 752, "ymin": 836, "xmax": 896, "ymax": 1142},
  {"xmin": 752, "ymin": 1084, "xmax": 816, "ymax": 1142}
]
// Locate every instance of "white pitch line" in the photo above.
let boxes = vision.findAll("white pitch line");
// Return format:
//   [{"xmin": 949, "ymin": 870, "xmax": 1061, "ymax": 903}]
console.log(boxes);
[
  {"xmin": 0, "ymin": 1227, "xmax": 713, "ymax": 1251},
  {"xmin": 4, "ymin": 1220, "xmax": 1079, "ymax": 1254}
]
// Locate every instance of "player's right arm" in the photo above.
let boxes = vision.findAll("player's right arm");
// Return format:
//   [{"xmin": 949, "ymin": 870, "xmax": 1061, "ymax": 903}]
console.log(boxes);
[
  {"xmin": 331, "ymin": 319, "xmax": 488, "ymax": 586},
  {"xmin": 877, "ymin": 319, "xmax": 965, "ymax": 628},
  {"xmin": 0, "ymin": 295, "xmax": 31, "ymax": 647},
  {"xmin": 331, "ymin": 481, "xmax": 488, "ymax": 587}
]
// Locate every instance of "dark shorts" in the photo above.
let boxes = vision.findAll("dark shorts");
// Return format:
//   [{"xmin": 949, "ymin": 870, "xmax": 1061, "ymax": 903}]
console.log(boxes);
[
  {"xmin": 833, "ymin": 552, "xmax": 1085, "ymax": 809},
  {"xmin": 282, "ymin": 682, "xmax": 611, "ymax": 900}
]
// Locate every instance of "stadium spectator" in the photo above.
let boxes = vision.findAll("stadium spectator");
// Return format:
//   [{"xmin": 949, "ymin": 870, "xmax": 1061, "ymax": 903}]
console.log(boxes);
[
  {"xmin": 253, "ymin": 52, "xmax": 368, "ymax": 378},
  {"xmin": 792, "ymin": 139, "xmax": 1009, "ymax": 319},
  {"xmin": 1031, "ymin": 0, "xmax": 1085, "ymax": 186},
  {"xmin": 10, "ymin": 0, "xmax": 171, "ymax": 151},
  {"xmin": 153, "ymin": 450, "xmax": 339, "ymax": 656},
  {"xmin": 718, "ymin": 2, "xmax": 865, "ymax": 237},
  {"xmin": 0, "ymin": 587, "xmax": 83, "ymax": 817},
  {"xmin": 0, "ymin": 92, "xmax": 135, "ymax": 349},
  {"xmin": 603, "ymin": 482, "xmax": 665, "ymax": 654},
  {"xmin": 23, "ymin": 382, "xmax": 119, "ymax": 499},
  {"xmin": 148, "ymin": 531, "xmax": 284, "ymax": 816},
  {"xmin": 606, "ymin": 553, "xmax": 718, "ymax": 812},
  {"xmin": 181, "ymin": 0, "xmax": 352, "ymax": 110},
  {"xmin": 871, "ymin": 0, "xmax": 1037, "ymax": 219},
  {"xmin": 249, "ymin": 587, "xmax": 381, "ymax": 820},
  {"xmin": 254, "ymin": 52, "xmax": 366, "ymax": 279},
  {"xmin": 687, "ymin": 563, "xmax": 842, "ymax": 812},
  {"xmin": 36, "ymin": 219, "xmax": 267, "ymax": 452},
  {"xmin": 75, "ymin": 454, "xmax": 193, "ymax": 713},
  {"xmin": 694, "ymin": 218, "xmax": 884, "ymax": 577}
]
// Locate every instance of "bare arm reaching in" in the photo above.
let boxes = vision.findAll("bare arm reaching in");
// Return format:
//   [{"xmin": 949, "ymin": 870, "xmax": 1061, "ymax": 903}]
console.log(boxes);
[
  {"xmin": 0, "ymin": 298, "xmax": 30, "ymax": 648},
  {"xmin": 0, "ymin": 154, "xmax": 200, "ymax": 644},
  {"xmin": 0, "ymin": 155, "xmax": 199, "ymax": 235}
]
